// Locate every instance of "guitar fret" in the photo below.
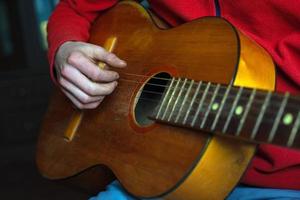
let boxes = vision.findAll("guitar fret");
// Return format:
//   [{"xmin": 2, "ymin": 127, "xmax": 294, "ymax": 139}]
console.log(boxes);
[
  {"xmin": 191, "ymin": 82, "xmax": 211, "ymax": 127},
  {"xmin": 167, "ymin": 78, "xmax": 187, "ymax": 121},
  {"xmin": 236, "ymin": 89, "xmax": 256, "ymax": 136},
  {"xmin": 223, "ymin": 87, "xmax": 243, "ymax": 133},
  {"xmin": 175, "ymin": 80, "xmax": 194, "ymax": 123},
  {"xmin": 251, "ymin": 91, "xmax": 272, "ymax": 139},
  {"xmin": 155, "ymin": 78, "xmax": 175, "ymax": 119},
  {"xmin": 287, "ymin": 111, "xmax": 300, "ymax": 147},
  {"xmin": 161, "ymin": 78, "xmax": 181, "ymax": 120},
  {"xmin": 151, "ymin": 76, "xmax": 300, "ymax": 150},
  {"xmin": 211, "ymin": 85, "xmax": 231, "ymax": 131},
  {"xmin": 183, "ymin": 81, "xmax": 202, "ymax": 124},
  {"xmin": 200, "ymin": 84, "xmax": 220, "ymax": 129},
  {"xmin": 268, "ymin": 92, "xmax": 290, "ymax": 143}
]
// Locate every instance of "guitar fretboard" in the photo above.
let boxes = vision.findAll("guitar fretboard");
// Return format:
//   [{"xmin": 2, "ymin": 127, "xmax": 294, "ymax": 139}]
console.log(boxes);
[{"xmin": 151, "ymin": 78, "xmax": 300, "ymax": 149}]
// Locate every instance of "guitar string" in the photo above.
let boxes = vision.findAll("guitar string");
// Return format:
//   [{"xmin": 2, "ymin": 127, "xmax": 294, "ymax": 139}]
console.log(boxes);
[
  {"xmin": 119, "ymin": 72, "xmax": 296, "ymax": 100},
  {"xmin": 120, "ymin": 71, "xmax": 300, "ymax": 101},
  {"xmin": 118, "ymin": 78, "xmax": 279, "ymax": 99},
  {"xmin": 127, "ymin": 96, "xmax": 298, "ymax": 127},
  {"xmin": 123, "ymin": 90, "xmax": 296, "ymax": 122},
  {"xmin": 125, "ymin": 98, "xmax": 296, "ymax": 127},
  {"xmin": 115, "ymin": 77, "xmax": 300, "ymax": 109},
  {"xmin": 116, "ymin": 85, "xmax": 299, "ymax": 114}
]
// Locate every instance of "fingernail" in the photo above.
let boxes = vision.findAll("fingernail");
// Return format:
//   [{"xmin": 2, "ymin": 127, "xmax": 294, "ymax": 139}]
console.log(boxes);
[
  {"xmin": 119, "ymin": 60, "xmax": 127, "ymax": 66},
  {"xmin": 115, "ymin": 73, "xmax": 119, "ymax": 79}
]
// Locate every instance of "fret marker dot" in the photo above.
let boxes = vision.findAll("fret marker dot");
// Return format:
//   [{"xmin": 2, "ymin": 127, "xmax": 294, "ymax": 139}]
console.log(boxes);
[
  {"xmin": 212, "ymin": 103, "xmax": 219, "ymax": 111},
  {"xmin": 235, "ymin": 106, "xmax": 243, "ymax": 115},
  {"xmin": 283, "ymin": 113, "xmax": 293, "ymax": 125}
]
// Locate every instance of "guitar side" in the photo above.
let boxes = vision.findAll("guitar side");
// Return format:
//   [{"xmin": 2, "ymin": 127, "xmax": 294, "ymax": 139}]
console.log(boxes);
[{"xmin": 36, "ymin": 1, "xmax": 275, "ymax": 199}]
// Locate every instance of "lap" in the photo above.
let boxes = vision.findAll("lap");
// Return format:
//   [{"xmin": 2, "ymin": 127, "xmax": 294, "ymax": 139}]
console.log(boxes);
[{"xmin": 89, "ymin": 181, "xmax": 300, "ymax": 200}]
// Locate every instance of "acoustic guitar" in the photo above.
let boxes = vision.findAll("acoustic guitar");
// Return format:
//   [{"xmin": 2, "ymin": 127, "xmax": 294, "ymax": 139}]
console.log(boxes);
[{"xmin": 37, "ymin": 1, "xmax": 300, "ymax": 199}]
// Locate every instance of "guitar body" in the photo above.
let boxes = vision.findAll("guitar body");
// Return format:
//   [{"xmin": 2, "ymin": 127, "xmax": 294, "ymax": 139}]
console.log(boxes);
[{"xmin": 37, "ymin": 1, "xmax": 276, "ymax": 199}]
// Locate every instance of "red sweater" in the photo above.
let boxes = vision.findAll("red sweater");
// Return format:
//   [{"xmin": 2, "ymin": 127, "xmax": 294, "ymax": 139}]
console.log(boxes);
[{"xmin": 47, "ymin": 0, "xmax": 300, "ymax": 189}]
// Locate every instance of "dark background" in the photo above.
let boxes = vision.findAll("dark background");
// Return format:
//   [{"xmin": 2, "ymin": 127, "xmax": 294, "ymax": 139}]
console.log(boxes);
[{"xmin": 0, "ymin": 0, "xmax": 89, "ymax": 199}]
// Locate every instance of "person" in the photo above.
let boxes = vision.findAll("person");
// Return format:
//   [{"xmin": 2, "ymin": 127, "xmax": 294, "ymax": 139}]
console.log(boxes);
[{"xmin": 47, "ymin": 0, "xmax": 300, "ymax": 199}]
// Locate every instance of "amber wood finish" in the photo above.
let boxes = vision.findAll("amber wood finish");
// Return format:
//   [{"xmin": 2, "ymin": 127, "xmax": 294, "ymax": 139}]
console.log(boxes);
[
  {"xmin": 234, "ymin": 30, "xmax": 275, "ymax": 90},
  {"xmin": 37, "ymin": 1, "xmax": 275, "ymax": 199},
  {"xmin": 164, "ymin": 29, "xmax": 275, "ymax": 199}
]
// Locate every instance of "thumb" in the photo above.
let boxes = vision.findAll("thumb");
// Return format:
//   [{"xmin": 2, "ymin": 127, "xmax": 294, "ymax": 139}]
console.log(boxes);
[{"xmin": 87, "ymin": 44, "xmax": 127, "ymax": 68}]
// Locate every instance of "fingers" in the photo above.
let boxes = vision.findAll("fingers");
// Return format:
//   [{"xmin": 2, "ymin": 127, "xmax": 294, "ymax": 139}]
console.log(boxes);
[
  {"xmin": 59, "ymin": 76, "xmax": 104, "ymax": 104},
  {"xmin": 61, "ymin": 88, "xmax": 102, "ymax": 109},
  {"xmin": 60, "ymin": 65, "xmax": 118, "ymax": 96},
  {"xmin": 55, "ymin": 41, "xmax": 125, "ymax": 110},
  {"xmin": 67, "ymin": 51, "xmax": 120, "ymax": 82}
]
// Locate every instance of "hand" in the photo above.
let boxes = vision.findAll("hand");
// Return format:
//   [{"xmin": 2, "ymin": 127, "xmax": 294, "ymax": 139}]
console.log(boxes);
[{"xmin": 54, "ymin": 41, "xmax": 126, "ymax": 109}]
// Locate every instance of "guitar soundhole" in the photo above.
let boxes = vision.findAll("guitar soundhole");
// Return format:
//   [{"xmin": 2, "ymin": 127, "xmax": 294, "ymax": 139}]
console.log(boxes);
[{"xmin": 134, "ymin": 72, "xmax": 171, "ymax": 126}]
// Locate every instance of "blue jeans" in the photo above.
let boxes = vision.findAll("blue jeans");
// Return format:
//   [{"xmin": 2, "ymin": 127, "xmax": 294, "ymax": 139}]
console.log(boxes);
[{"xmin": 89, "ymin": 181, "xmax": 300, "ymax": 200}]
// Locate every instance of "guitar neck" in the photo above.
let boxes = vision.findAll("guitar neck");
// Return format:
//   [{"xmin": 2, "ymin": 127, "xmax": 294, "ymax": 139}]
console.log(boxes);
[{"xmin": 151, "ymin": 78, "xmax": 300, "ymax": 149}]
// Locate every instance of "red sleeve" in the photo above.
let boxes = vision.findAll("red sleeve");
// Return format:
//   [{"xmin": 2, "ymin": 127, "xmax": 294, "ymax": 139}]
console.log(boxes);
[
  {"xmin": 218, "ymin": 0, "xmax": 300, "ymax": 189},
  {"xmin": 219, "ymin": 0, "xmax": 300, "ymax": 94},
  {"xmin": 47, "ymin": 0, "xmax": 118, "ymax": 83}
]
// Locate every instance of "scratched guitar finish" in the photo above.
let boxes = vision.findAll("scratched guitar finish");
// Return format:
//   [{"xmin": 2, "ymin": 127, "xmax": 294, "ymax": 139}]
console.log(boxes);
[{"xmin": 36, "ymin": 1, "xmax": 298, "ymax": 200}]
